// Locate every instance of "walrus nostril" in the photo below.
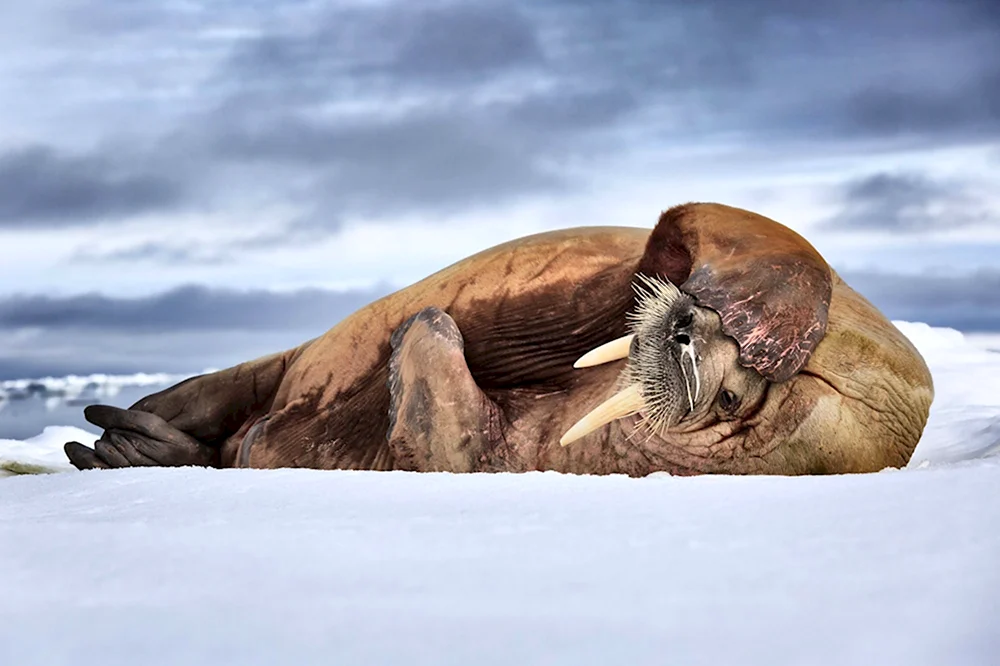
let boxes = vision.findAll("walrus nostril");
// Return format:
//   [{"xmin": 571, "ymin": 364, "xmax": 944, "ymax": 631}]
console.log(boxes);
[{"xmin": 675, "ymin": 333, "xmax": 691, "ymax": 345}]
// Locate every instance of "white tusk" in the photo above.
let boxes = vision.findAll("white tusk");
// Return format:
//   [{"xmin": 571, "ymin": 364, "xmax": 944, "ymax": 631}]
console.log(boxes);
[
  {"xmin": 679, "ymin": 348, "xmax": 695, "ymax": 413},
  {"xmin": 560, "ymin": 383, "xmax": 645, "ymax": 446},
  {"xmin": 680, "ymin": 343, "xmax": 701, "ymax": 406},
  {"xmin": 573, "ymin": 334, "xmax": 635, "ymax": 369}
]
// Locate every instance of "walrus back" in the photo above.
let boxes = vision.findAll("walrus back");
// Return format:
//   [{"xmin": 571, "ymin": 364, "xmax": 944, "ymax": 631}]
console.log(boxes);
[{"xmin": 240, "ymin": 226, "xmax": 651, "ymax": 469}]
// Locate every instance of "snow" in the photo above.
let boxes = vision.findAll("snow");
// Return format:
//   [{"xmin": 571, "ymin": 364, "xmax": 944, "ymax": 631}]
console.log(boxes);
[
  {"xmin": 1, "ymin": 462, "xmax": 998, "ymax": 665},
  {"xmin": 894, "ymin": 322, "xmax": 1000, "ymax": 465},
  {"xmin": 0, "ymin": 426, "xmax": 89, "ymax": 477},
  {"xmin": 0, "ymin": 322, "xmax": 998, "ymax": 665}
]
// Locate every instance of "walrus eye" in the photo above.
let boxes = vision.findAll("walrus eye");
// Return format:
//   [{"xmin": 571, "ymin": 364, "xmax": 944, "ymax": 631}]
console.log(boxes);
[
  {"xmin": 676, "ymin": 311, "xmax": 694, "ymax": 329},
  {"xmin": 719, "ymin": 389, "xmax": 740, "ymax": 413}
]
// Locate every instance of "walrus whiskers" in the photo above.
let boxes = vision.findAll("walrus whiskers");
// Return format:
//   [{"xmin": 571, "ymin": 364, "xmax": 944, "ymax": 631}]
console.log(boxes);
[{"xmin": 629, "ymin": 273, "xmax": 684, "ymax": 325}]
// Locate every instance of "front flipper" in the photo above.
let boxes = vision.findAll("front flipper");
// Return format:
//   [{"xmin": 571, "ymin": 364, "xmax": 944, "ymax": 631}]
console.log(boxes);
[
  {"xmin": 388, "ymin": 307, "xmax": 511, "ymax": 472},
  {"xmin": 65, "ymin": 405, "xmax": 217, "ymax": 470},
  {"xmin": 63, "ymin": 345, "xmax": 306, "ymax": 470}
]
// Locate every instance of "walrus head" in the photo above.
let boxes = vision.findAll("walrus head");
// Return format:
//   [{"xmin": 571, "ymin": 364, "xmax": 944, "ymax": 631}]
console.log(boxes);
[
  {"xmin": 559, "ymin": 203, "xmax": 932, "ymax": 474},
  {"xmin": 560, "ymin": 203, "xmax": 831, "ymax": 447},
  {"xmin": 560, "ymin": 274, "xmax": 768, "ymax": 445}
]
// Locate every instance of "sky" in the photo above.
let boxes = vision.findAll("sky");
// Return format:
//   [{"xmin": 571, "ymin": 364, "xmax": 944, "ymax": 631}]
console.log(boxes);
[{"xmin": 0, "ymin": 0, "xmax": 998, "ymax": 379}]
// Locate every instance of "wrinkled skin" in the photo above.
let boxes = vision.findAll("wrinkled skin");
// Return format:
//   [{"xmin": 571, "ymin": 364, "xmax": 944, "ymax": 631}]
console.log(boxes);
[{"xmin": 65, "ymin": 203, "xmax": 934, "ymax": 476}]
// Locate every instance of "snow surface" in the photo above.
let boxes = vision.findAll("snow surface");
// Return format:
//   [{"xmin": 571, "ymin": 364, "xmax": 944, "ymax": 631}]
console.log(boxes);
[
  {"xmin": 1, "ymin": 462, "xmax": 998, "ymax": 666},
  {"xmin": 0, "ymin": 322, "xmax": 998, "ymax": 665},
  {"xmin": 0, "ymin": 425, "xmax": 88, "ymax": 476}
]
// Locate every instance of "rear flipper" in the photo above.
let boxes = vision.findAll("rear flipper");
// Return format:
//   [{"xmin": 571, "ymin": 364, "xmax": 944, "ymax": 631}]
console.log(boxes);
[
  {"xmin": 65, "ymin": 405, "xmax": 217, "ymax": 469},
  {"xmin": 388, "ymin": 307, "xmax": 512, "ymax": 472},
  {"xmin": 63, "ymin": 346, "xmax": 304, "ymax": 470}
]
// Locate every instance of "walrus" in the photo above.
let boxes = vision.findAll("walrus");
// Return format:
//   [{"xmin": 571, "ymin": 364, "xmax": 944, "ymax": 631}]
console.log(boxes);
[{"xmin": 64, "ymin": 203, "xmax": 934, "ymax": 476}]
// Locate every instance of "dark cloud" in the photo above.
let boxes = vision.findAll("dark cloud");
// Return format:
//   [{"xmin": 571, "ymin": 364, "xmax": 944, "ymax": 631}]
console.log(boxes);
[
  {"xmin": 846, "ymin": 270, "xmax": 1000, "ymax": 332},
  {"xmin": 0, "ymin": 350, "xmax": 165, "ymax": 382},
  {"xmin": 209, "ymin": 0, "xmax": 1000, "ymax": 182},
  {"xmin": 837, "ymin": 67, "xmax": 1000, "ymax": 141},
  {"xmin": 0, "ymin": 329, "xmax": 309, "ymax": 381},
  {"xmin": 823, "ymin": 172, "xmax": 994, "ymax": 232},
  {"xmin": 197, "ymin": 1, "xmax": 644, "ymax": 224},
  {"xmin": 226, "ymin": 3, "xmax": 543, "ymax": 97},
  {"xmin": 544, "ymin": 0, "xmax": 1000, "ymax": 144},
  {"xmin": 72, "ymin": 242, "xmax": 234, "ymax": 266},
  {"xmin": 0, "ymin": 145, "xmax": 183, "ymax": 226},
  {"xmin": 131, "ymin": 3, "xmax": 637, "ymax": 234},
  {"xmin": 391, "ymin": 4, "xmax": 543, "ymax": 82},
  {"xmin": 0, "ymin": 284, "xmax": 389, "ymax": 380},
  {"xmin": 503, "ymin": 87, "xmax": 638, "ymax": 134},
  {"xmin": 71, "ymin": 221, "xmax": 335, "ymax": 265},
  {"xmin": 0, "ymin": 285, "xmax": 389, "ymax": 333},
  {"xmin": 205, "ymin": 105, "xmax": 573, "ymax": 218}
]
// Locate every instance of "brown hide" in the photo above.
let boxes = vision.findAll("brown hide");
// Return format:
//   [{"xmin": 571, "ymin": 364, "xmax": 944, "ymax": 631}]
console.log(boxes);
[
  {"xmin": 240, "ymin": 227, "xmax": 648, "ymax": 469},
  {"xmin": 639, "ymin": 203, "xmax": 832, "ymax": 383}
]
